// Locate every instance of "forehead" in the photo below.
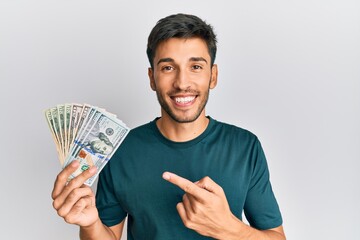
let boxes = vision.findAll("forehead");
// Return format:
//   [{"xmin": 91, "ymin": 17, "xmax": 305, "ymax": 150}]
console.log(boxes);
[{"xmin": 154, "ymin": 37, "xmax": 210, "ymax": 62}]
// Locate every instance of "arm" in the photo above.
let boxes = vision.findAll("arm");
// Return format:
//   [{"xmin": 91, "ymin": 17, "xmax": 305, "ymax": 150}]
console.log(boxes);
[
  {"xmin": 219, "ymin": 219, "xmax": 285, "ymax": 240},
  {"xmin": 162, "ymin": 172, "xmax": 286, "ymax": 240},
  {"xmin": 80, "ymin": 219, "xmax": 125, "ymax": 240},
  {"xmin": 52, "ymin": 161, "xmax": 124, "ymax": 240}
]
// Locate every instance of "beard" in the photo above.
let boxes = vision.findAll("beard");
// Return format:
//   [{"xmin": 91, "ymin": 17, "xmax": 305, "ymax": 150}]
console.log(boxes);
[{"xmin": 155, "ymin": 85, "xmax": 210, "ymax": 124}]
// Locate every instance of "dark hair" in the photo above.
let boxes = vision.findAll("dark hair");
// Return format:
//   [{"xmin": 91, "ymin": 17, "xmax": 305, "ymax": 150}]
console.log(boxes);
[{"xmin": 146, "ymin": 13, "xmax": 217, "ymax": 69}]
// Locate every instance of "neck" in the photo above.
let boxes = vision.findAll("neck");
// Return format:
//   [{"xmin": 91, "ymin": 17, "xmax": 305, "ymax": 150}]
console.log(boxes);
[{"xmin": 156, "ymin": 115, "xmax": 209, "ymax": 142}]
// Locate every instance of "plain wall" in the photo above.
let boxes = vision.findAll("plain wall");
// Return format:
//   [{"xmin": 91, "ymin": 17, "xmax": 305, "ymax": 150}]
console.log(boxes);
[{"xmin": 1, "ymin": 0, "xmax": 359, "ymax": 239}]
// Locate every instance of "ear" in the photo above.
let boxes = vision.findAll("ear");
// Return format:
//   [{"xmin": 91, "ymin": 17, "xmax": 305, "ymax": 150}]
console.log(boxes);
[
  {"xmin": 148, "ymin": 67, "xmax": 156, "ymax": 91},
  {"xmin": 209, "ymin": 64, "xmax": 218, "ymax": 89}
]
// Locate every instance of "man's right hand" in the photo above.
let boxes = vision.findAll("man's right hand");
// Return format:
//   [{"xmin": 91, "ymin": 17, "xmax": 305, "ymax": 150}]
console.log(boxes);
[{"xmin": 52, "ymin": 160, "xmax": 99, "ymax": 227}]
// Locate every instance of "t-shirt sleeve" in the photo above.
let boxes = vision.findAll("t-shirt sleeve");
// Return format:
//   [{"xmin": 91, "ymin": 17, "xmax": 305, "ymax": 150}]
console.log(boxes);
[
  {"xmin": 96, "ymin": 162, "xmax": 127, "ymax": 227},
  {"xmin": 243, "ymin": 138, "xmax": 283, "ymax": 230}
]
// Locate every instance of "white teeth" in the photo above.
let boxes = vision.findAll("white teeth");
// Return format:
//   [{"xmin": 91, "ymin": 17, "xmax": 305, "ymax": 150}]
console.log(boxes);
[{"xmin": 175, "ymin": 96, "xmax": 195, "ymax": 103}]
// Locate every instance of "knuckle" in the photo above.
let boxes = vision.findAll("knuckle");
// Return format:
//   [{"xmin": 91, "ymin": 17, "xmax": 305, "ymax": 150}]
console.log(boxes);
[
  {"xmin": 64, "ymin": 215, "xmax": 74, "ymax": 224},
  {"xmin": 51, "ymin": 193, "xmax": 57, "ymax": 201},
  {"xmin": 72, "ymin": 187, "xmax": 82, "ymax": 196},
  {"xmin": 57, "ymin": 208, "xmax": 65, "ymax": 217},
  {"xmin": 75, "ymin": 198, "xmax": 86, "ymax": 207},
  {"xmin": 65, "ymin": 179, "xmax": 79, "ymax": 190},
  {"xmin": 68, "ymin": 188, "xmax": 84, "ymax": 202},
  {"xmin": 203, "ymin": 176, "xmax": 211, "ymax": 181},
  {"xmin": 184, "ymin": 183, "xmax": 193, "ymax": 193},
  {"xmin": 52, "ymin": 199, "xmax": 60, "ymax": 210},
  {"xmin": 182, "ymin": 194, "xmax": 187, "ymax": 202},
  {"xmin": 67, "ymin": 190, "xmax": 78, "ymax": 201},
  {"xmin": 183, "ymin": 219, "xmax": 194, "ymax": 229},
  {"xmin": 191, "ymin": 202, "xmax": 200, "ymax": 214},
  {"xmin": 56, "ymin": 171, "xmax": 68, "ymax": 183}
]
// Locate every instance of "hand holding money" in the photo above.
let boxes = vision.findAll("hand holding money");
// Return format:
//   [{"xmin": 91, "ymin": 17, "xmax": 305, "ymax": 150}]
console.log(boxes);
[
  {"xmin": 52, "ymin": 160, "xmax": 98, "ymax": 227},
  {"xmin": 45, "ymin": 103, "xmax": 130, "ymax": 186}
]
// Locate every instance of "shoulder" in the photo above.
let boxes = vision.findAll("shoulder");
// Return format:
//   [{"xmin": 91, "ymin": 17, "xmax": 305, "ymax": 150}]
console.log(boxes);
[
  {"xmin": 211, "ymin": 117, "xmax": 259, "ymax": 143},
  {"xmin": 127, "ymin": 119, "xmax": 157, "ymax": 136},
  {"xmin": 119, "ymin": 119, "xmax": 159, "ymax": 146}
]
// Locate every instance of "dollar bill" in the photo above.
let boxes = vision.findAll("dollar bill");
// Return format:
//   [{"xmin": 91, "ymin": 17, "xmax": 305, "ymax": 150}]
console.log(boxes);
[
  {"xmin": 44, "ymin": 109, "xmax": 63, "ymax": 163},
  {"xmin": 69, "ymin": 111, "xmax": 129, "ymax": 185},
  {"xmin": 50, "ymin": 107, "xmax": 65, "ymax": 163},
  {"xmin": 44, "ymin": 103, "xmax": 130, "ymax": 186},
  {"xmin": 69, "ymin": 103, "xmax": 83, "ymax": 152},
  {"xmin": 65, "ymin": 104, "xmax": 72, "ymax": 155},
  {"xmin": 57, "ymin": 105, "xmax": 66, "ymax": 159}
]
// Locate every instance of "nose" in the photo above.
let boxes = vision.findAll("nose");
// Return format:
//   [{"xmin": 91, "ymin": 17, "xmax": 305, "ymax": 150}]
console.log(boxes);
[{"xmin": 173, "ymin": 69, "xmax": 191, "ymax": 90}]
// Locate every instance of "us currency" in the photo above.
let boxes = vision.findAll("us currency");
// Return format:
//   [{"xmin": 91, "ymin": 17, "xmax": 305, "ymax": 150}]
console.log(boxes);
[
  {"xmin": 69, "ymin": 103, "xmax": 83, "ymax": 153},
  {"xmin": 45, "ymin": 103, "xmax": 130, "ymax": 186},
  {"xmin": 45, "ymin": 109, "xmax": 63, "ymax": 163},
  {"xmin": 65, "ymin": 104, "xmax": 72, "ymax": 155},
  {"xmin": 57, "ymin": 105, "xmax": 66, "ymax": 160},
  {"xmin": 61, "ymin": 104, "xmax": 93, "ymax": 167},
  {"xmin": 50, "ymin": 107, "xmax": 65, "ymax": 164},
  {"xmin": 65, "ymin": 107, "xmax": 101, "ymax": 166},
  {"xmin": 66, "ymin": 109, "xmax": 129, "ymax": 186}
]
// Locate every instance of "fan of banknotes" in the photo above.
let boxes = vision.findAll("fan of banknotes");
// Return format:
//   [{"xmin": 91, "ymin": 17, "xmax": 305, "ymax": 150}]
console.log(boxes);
[{"xmin": 44, "ymin": 103, "xmax": 130, "ymax": 186}]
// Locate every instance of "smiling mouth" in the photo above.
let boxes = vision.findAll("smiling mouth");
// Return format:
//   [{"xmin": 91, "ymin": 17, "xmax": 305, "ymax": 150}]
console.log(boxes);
[{"xmin": 173, "ymin": 96, "xmax": 196, "ymax": 104}]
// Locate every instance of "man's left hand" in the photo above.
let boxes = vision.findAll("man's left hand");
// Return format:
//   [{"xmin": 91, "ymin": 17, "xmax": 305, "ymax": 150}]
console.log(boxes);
[{"xmin": 162, "ymin": 171, "xmax": 241, "ymax": 238}]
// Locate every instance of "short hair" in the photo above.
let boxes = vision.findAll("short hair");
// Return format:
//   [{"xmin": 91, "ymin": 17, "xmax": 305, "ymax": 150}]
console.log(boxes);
[{"xmin": 146, "ymin": 13, "xmax": 217, "ymax": 69}]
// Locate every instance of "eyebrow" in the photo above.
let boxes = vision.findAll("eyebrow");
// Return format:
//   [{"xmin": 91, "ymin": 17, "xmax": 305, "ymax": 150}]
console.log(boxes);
[
  {"xmin": 189, "ymin": 57, "xmax": 208, "ymax": 64},
  {"xmin": 157, "ymin": 57, "xmax": 208, "ymax": 65},
  {"xmin": 157, "ymin": 58, "xmax": 174, "ymax": 65}
]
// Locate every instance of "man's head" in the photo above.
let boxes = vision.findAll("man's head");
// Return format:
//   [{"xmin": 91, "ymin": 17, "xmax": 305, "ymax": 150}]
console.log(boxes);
[{"xmin": 146, "ymin": 13, "xmax": 217, "ymax": 69}]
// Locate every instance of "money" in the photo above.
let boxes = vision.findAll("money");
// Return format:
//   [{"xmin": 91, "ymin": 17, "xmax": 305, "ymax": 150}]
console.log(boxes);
[{"xmin": 45, "ymin": 103, "xmax": 130, "ymax": 186}]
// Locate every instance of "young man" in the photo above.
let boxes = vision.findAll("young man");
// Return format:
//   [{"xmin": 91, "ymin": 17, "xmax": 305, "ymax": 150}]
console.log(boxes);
[{"xmin": 52, "ymin": 13, "xmax": 286, "ymax": 240}]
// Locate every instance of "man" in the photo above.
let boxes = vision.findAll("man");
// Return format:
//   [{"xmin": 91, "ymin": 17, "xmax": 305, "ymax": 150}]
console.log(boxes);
[{"xmin": 52, "ymin": 13, "xmax": 286, "ymax": 239}]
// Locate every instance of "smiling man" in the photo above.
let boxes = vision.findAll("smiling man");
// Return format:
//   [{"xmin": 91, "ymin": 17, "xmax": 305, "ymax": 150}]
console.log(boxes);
[{"xmin": 52, "ymin": 13, "xmax": 286, "ymax": 240}]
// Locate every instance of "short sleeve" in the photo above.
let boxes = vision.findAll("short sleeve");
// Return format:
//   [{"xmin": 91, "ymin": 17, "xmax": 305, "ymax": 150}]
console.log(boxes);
[
  {"xmin": 243, "ymin": 138, "xmax": 283, "ymax": 230},
  {"xmin": 96, "ymin": 162, "xmax": 127, "ymax": 227}
]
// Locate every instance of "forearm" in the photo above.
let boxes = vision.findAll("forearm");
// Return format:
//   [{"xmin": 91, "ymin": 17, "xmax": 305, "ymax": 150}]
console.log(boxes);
[
  {"xmin": 218, "ymin": 215, "xmax": 286, "ymax": 240},
  {"xmin": 80, "ymin": 218, "xmax": 117, "ymax": 240}
]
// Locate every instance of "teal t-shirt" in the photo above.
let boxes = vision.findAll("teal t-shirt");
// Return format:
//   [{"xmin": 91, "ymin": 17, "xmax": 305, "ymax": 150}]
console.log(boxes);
[{"xmin": 96, "ymin": 117, "xmax": 282, "ymax": 239}]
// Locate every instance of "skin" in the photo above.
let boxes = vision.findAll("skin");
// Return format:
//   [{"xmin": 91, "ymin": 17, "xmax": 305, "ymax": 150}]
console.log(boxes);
[
  {"xmin": 52, "ymin": 37, "xmax": 286, "ymax": 240},
  {"xmin": 148, "ymin": 37, "xmax": 218, "ymax": 142}
]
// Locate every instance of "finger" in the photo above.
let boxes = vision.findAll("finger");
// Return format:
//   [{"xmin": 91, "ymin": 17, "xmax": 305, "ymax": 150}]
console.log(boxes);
[
  {"xmin": 65, "ymin": 165, "xmax": 97, "ymax": 191},
  {"xmin": 56, "ymin": 187, "xmax": 94, "ymax": 217},
  {"xmin": 52, "ymin": 165, "xmax": 97, "ymax": 210},
  {"xmin": 52, "ymin": 160, "xmax": 80, "ymax": 200},
  {"xmin": 182, "ymin": 194, "xmax": 194, "ymax": 214},
  {"xmin": 63, "ymin": 196, "xmax": 94, "ymax": 224},
  {"xmin": 162, "ymin": 172, "xmax": 208, "ymax": 200},
  {"xmin": 194, "ymin": 176, "xmax": 223, "ymax": 195},
  {"xmin": 177, "ymin": 201, "xmax": 198, "ymax": 230}
]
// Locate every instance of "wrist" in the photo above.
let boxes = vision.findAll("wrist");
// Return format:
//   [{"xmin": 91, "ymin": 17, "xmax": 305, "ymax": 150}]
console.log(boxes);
[
  {"xmin": 80, "ymin": 218, "xmax": 103, "ymax": 235},
  {"xmin": 217, "ymin": 214, "xmax": 246, "ymax": 240}
]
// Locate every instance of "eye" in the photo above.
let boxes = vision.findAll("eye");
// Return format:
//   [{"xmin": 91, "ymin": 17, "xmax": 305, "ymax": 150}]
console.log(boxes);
[
  {"xmin": 191, "ymin": 65, "xmax": 203, "ymax": 71},
  {"xmin": 161, "ymin": 66, "xmax": 174, "ymax": 72}
]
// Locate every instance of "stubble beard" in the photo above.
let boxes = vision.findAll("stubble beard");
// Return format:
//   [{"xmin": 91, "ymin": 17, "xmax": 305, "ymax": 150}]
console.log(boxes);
[{"xmin": 155, "ymin": 86, "xmax": 210, "ymax": 124}]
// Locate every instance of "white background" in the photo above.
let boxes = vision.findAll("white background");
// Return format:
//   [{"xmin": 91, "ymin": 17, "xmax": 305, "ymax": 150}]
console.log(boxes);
[{"xmin": 1, "ymin": 0, "xmax": 359, "ymax": 239}]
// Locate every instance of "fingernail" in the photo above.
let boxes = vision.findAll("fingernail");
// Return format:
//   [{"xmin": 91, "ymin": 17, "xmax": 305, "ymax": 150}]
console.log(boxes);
[
  {"xmin": 162, "ymin": 172, "xmax": 170, "ymax": 180},
  {"xmin": 71, "ymin": 160, "xmax": 79, "ymax": 167}
]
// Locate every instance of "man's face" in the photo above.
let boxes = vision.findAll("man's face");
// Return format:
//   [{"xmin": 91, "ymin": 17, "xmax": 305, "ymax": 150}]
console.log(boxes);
[
  {"xmin": 90, "ymin": 139, "xmax": 113, "ymax": 155},
  {"xmin": 149, "ymin": 37, "xmax": 217, "ymax": 123}
]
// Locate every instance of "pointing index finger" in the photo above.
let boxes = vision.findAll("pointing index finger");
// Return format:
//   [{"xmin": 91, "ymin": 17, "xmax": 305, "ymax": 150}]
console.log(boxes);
[{"xmin": 162, "ymin": 172, "xmax": 207, "ymax": 199}]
